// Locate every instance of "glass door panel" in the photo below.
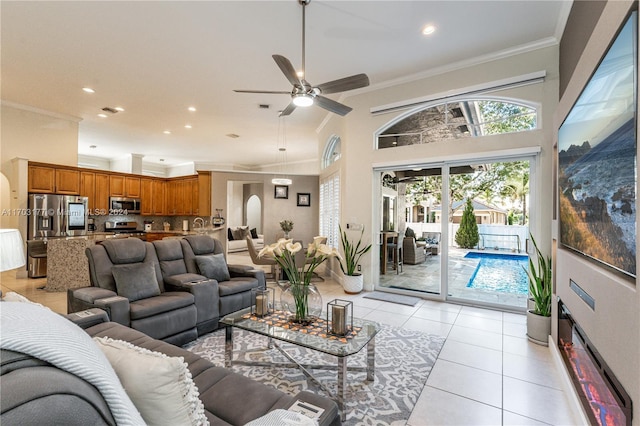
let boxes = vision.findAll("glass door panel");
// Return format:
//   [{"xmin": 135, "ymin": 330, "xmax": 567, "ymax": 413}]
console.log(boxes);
[
  {"xmin": 378, "ymin": 167, "xmax": 442, "ymax": 296},
  {"xmin": 446, "ymin": 160, "xmax": 530, "ymax": 309}
]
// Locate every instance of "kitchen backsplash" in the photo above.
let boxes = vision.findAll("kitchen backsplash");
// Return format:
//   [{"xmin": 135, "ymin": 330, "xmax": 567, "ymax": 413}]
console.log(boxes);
[{"xmin": 91, "ymin": 215, "xmax": 204, "ymax": 232}]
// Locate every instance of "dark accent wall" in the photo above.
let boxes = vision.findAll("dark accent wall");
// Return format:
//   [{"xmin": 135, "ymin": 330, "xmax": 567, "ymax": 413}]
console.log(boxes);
[{"xmin": 559, "ymin": 0, "xmax": 607, "ymax": 98}]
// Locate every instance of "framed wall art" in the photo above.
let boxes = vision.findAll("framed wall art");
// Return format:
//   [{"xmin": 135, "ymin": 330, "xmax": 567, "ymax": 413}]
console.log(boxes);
[
  {"xmin": 274, "ymin": 185, "xmax": 289, "ymax": 199},
  {"xmin": 297, "ymin": 193, "xmax": 311, "ymax": 207}
]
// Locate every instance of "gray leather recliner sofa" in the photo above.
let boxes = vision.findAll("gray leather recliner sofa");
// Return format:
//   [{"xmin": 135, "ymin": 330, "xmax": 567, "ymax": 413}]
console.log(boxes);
[
  {"xmin": 0, "ymin": 309, "xmax": 341, "ymax": 426},
  {"xmin": 68, "ymin": 236, "xmax": 264, "ymax": 345}
]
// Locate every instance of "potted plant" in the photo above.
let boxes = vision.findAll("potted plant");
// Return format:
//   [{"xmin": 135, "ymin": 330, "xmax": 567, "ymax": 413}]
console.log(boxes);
[
  {"xmin": 279, "ymin": 219, "xmax": 293, "ymax": 238},
  {"xmin": 259, "ymin": 237, "xmax": 340, "ymax": 323},
  {"xmin": 339, "ymin": 225, "xmax": 372, "ymax": 294},
  {"xmin": 525, "ymin": 233, "xmax": 552, "ymax": 345}
]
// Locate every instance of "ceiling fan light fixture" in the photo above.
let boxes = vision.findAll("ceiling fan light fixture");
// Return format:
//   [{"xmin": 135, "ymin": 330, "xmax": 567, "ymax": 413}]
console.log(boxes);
[{"xmin": 292, "ymin": 93, "xmax": 313, "ymax": 107}]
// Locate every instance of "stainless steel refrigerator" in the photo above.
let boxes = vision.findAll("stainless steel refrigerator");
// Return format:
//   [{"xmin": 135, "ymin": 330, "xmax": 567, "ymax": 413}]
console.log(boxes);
[{"xmin": 27, "ymin": 194, "xmax": 88, "ymax": 277}]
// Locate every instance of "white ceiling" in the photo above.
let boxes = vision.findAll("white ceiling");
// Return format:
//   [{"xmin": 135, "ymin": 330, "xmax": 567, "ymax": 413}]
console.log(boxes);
[{"xmin": 1, "ymin": 1, "xmax": 570, "ymax": 170}]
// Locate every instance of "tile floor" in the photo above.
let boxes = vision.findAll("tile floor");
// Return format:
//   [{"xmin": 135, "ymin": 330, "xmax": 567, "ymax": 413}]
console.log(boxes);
[{"xmin": 1, "ymin": 253, "xmax": 583, "ymax": 426}]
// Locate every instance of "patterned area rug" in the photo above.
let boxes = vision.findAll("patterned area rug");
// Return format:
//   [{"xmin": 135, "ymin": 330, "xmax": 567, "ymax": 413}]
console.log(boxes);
[{"xmin": 184, "ymin": 324, "xmax": 445, "ymax": 425}]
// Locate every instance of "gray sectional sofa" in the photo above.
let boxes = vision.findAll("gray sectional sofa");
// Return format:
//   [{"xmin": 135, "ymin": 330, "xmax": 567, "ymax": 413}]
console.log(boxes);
[
  {"xmin": 68, "ymin": 235, "xmax": 264, "ymax": 346},
  {"xmin": 0, "ymin": 307, "xmax": 341, "ymax": 426}
]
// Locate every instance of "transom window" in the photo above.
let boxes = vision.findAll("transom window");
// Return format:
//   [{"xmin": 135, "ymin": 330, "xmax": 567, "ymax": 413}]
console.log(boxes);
[
  {"xmin": 377, "ymin": 99, "xmax": 537, "ymax": 149},
  {"xmin": 322, "ymin": 135, "xmax": 342, "ymax": 169}
]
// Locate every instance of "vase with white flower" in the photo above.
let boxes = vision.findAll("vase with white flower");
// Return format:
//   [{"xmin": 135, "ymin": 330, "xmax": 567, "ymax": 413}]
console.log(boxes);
[
  {"xmin": 279, "ymin": 219, "xmax": 294, "ymax": 239},
  {"xmin": 259, "ymin": 237, "xmax": 341, "ymax": 323}
]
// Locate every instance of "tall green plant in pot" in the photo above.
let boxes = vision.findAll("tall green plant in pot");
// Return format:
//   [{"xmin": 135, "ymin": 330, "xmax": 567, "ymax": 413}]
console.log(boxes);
[
  {"xmin": 525, "ymin": 234, "xmax": 552, "ymax": 345},
  {"xmin": 339, "ymin": 225, "xmax": 372, "ymax": 294}
]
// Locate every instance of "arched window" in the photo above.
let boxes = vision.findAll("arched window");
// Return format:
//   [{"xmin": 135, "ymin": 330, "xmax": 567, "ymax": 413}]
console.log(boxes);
[
  {"xmin": 377, "ymin": 99, "xmax": 537, "ymax": 149},
  {"xmin": 322, "ymin": 135, "xmax": 342, "ymax": 169}
]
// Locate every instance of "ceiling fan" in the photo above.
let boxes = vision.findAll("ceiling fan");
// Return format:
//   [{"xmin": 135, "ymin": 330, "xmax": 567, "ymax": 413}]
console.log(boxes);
[{"xmin": 234, "ymin": 0, "xmax": 370, "ymax": 116}]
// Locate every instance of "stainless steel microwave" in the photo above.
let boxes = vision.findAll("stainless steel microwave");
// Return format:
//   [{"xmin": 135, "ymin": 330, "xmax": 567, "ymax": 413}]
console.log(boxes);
[{"xmin": 109, "ymin": 197, "xmax": 141, "ymax": 214}]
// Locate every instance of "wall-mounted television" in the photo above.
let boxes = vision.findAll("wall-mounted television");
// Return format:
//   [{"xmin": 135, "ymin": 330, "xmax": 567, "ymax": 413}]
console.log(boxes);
[{"xmin": 558, "ymin": 11, "xmax": 637, "ymax": 278}]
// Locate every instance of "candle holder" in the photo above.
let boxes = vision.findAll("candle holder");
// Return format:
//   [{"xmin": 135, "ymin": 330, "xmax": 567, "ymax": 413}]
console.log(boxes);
[
  {"xmin": 251, "ymin": 287, "xmax": 274, "ymax": 318},
  {"xmin": 326, "ymin": 299, "xmax": 353, "ymax": 336}
]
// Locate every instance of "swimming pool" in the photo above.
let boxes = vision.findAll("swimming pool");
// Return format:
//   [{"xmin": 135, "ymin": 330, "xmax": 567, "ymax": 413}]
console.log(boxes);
[{"xmin": 465, "ymin": 252, "xmax": 529, "ymax": 294}]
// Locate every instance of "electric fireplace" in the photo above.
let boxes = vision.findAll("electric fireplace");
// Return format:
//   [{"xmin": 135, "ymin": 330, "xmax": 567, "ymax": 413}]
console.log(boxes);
[{"xmin": 558, "ymin": 300, "xmax": 632, "ymax": 426}]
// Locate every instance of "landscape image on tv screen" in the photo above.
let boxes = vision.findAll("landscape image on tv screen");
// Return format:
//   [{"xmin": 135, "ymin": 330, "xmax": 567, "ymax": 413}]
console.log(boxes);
[{"xmin": 558, "ymin": 13, "xmax": 637, "ymax": 278}]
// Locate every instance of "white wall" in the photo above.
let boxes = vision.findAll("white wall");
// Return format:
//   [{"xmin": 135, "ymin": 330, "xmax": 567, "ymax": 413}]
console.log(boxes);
[{"xmin": 319, "ymin": 45, "xmax": 558, "ymax": 291}]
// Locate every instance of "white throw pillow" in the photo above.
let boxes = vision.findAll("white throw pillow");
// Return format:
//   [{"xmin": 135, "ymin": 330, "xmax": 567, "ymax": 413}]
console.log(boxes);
[{"xmin": 93, "ymin": 337, "xmax": 208, "ymax": 426}]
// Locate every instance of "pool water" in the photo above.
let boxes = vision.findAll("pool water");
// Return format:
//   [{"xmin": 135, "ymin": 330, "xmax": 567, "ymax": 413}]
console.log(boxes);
[{"xmin": 465, "ymin": 252, "xmax": 529, "ymax": 294}]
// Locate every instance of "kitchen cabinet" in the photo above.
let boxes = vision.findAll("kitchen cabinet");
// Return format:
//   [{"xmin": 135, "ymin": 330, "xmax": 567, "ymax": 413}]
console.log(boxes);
[
  {"xmin": 94, "ymin": 173, "xmax": 110, "ymax": 211},
  {"xmin": 80, "ymin": 172, "xmax": 96, "ymax": 209},
  {"xmin": 140, "ymin": 178, "xmax": 153, "ymax": 215},
  {"xmin": 109, "ymin": 175, "xmax": 140, "ymax": 197},
  {"xmin": 28, "ymin": 164, "xmax": 79, "ymax": 194},
  {"xmin": 197, "ymin": 171, "xmax": 211, "ymax": 216},
  {"xmin": 80, "ymin": 171, "xmax": 111, "ymax": 212},
  {"xmin": 152, "ymin": 179, "xmax": 166, "ymax": 215}
]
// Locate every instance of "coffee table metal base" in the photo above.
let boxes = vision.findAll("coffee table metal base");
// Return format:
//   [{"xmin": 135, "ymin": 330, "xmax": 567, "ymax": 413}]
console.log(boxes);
[{"xmin": 224, "ymin": 326, "xmax": 375, "ymax": 421}]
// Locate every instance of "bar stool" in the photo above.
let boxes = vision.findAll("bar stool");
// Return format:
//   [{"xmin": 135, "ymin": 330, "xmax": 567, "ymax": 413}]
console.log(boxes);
[{"xmin": 386, "ymin": 235, "xmax": 403, "ymax": 274}]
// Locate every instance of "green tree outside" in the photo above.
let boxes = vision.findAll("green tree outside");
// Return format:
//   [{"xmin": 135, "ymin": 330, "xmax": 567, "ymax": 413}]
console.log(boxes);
[{"xmin": 455, "ymin": 199, "xmax": 480, "ymax": 248}]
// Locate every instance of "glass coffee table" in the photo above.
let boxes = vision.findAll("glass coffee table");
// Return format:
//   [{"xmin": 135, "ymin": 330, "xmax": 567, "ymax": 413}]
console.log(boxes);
[{"xmin": 221, "ymin": 308, "xmax": 380, "ymax": 421}]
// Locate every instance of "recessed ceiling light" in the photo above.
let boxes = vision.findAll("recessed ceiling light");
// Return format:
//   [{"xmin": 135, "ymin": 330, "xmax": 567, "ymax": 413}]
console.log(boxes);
[
  {"xmin": 97, "ymin": 113, "xmax": 108, "ymax": 118},
  {"xmin": 184, "ymin": 124, "xmax": 192, "ymax": 129},
  {"xmin": 163, "ymin": 130, "xmax": 171, "ymax": 134},
  {"xmin": 188, "ymin": 106, "xmax": 196, "ymax": 112},
  {"xmin": 82, "ymin": 87, "xmax": 95, "ymax": 93},
  {"xmin": 422, "ymin": 24, "xmax": 436, "ymax": 35},
  {"xmin": 89, "ymin": 145, "xmax": 97, "ymax": 149},
  {"xmin": 114, "ymin": 106, "xmax": 125, "ymax": 112}
]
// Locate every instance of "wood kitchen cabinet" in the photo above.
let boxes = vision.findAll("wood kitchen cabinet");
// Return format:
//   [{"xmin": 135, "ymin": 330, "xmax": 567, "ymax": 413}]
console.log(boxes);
[
  {"xmin": 28, "ymin": 163, "xmax": 79, "ymax": 194},
  {"xmin": 94, "ymin": 173, "xmax": 110, "ymax": 211},
  {"xmin": 152, "ymin": 179, "xmax": 166, "ymax": 215},
  {"xmin": 109, "ymin": 175, "xmax": 141, "ymax": 197},
  {"xmin": 140, "ymin": 178, "xmax": 153, "ymax": 215},
  {"xmin": 197, "ymin": 171, "xmax": 211, "ymax": 216},
  {"xmin": 80, "ymin": 171, "xmax": 110, "ymax": 212}
]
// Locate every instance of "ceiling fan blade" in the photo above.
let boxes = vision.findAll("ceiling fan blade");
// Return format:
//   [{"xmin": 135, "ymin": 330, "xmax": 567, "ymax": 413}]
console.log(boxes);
[
  {"xmin": 273, "ymin": 55, "xmax": 301, "ymax": 87},
  {"xmin": 279, "ymin": 102, "xmax": 297, "ymax": 117},
  {"xmin": 233, "ymin": 89, "xmax": 291, "ymax": 94},
  {"xmin": 316, "ymin": 73, "xmax": 370, "ymax": 94},
  {"xmin": 314, "ymin": 95, "xmax": 352, "ymax": 116}
]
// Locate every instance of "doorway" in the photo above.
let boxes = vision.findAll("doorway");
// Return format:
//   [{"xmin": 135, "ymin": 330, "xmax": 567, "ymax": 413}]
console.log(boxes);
[{"xmin": 376, "ymin": 157, "xmax": 533, "ymax": 311}]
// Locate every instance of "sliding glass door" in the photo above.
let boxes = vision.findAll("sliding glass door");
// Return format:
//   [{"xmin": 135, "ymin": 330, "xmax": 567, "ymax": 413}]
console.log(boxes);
[{"xmin": 375, "ymin": 157, "xmax": 533, "ymax": 311}]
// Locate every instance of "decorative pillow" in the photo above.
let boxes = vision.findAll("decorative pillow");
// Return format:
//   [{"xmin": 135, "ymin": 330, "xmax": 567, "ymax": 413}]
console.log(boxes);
[
  {"xmin": 250, "ymin": 228, "xmax": 259, "ymax": 239},
  {"xmin": 195, "ymin": 254, "xmax": 231, "ymax": 282},
  {"xmin": 111, "ymin": 262, "xmax": 160, "ymax": 302},
  {"xmin": 227, "ymin": 227, "xmax": 235, "ymax": 241},
  {"xmin": 426, "ymin": 237, "xmax": 437, "ymax": 245},
  {"xmin": 231, "ymin": 226, "xmax": 248, "ymax": 241},
  {"xmin": 93, "ymin": 337, "xmax": 208, "ymax": 426}
]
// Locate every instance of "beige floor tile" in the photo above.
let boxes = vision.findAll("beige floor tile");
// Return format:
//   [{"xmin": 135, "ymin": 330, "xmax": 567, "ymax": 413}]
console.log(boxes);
[
  {"xmin": 459, "ymin": 305, "xmax": 504, "ymax": 320},
  {"xmin": 447, "ymin": 325, "xmax": 502, "ymax": 351},
  {"xmin": 412, "ymin": 305, "xmax": 460, "ymax": 324},
  {"xmin": 403, "ymin": 316, "xmax": 452, "ymax": 337},
  {"xmin": 503, "ymin": 377, "xmax": 579, "ymax": 425},
  {"xmin": 454, "ymin": 313, "xmax": 503, "ymax": 334},
  {"xmin": 503, "ymin": 352, "xmax": 564, "ymax": 390},
  {"xmin": 409, "ymin": 386, "xmax": 502, "ymax": 426},
  {"xmin": 427, "ymin": 359, "xmax": 503, "ymax": 408},
  {"xmin": 362, "ymin": 309, "xmax": 410, "ymax": 328},
  {"xmin": 502, "ymin": 335, "xmax": 553, "ymax": 362},
  {"xmin": 502, "ymin": 411, "xmax": 549, "ymax": 425},
  {"xmin": 438, "ymin": 339, "xmax": 502, "ymax": 374}
]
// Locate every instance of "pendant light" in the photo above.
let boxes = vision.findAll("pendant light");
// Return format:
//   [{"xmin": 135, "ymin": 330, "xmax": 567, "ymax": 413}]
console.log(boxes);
[{"xmin": 271, "ymin": 116, "xmax": 292, "ymax": 185}]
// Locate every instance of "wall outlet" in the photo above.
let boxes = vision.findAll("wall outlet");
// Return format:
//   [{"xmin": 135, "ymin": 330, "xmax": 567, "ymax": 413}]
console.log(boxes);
[
  {"xmin": 346, "ymin": 223, "xmax": 363, "ymax": 231},
  {"xmin": 357, "ymin": 264, "xmax": 361, "ymax": 272}
]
